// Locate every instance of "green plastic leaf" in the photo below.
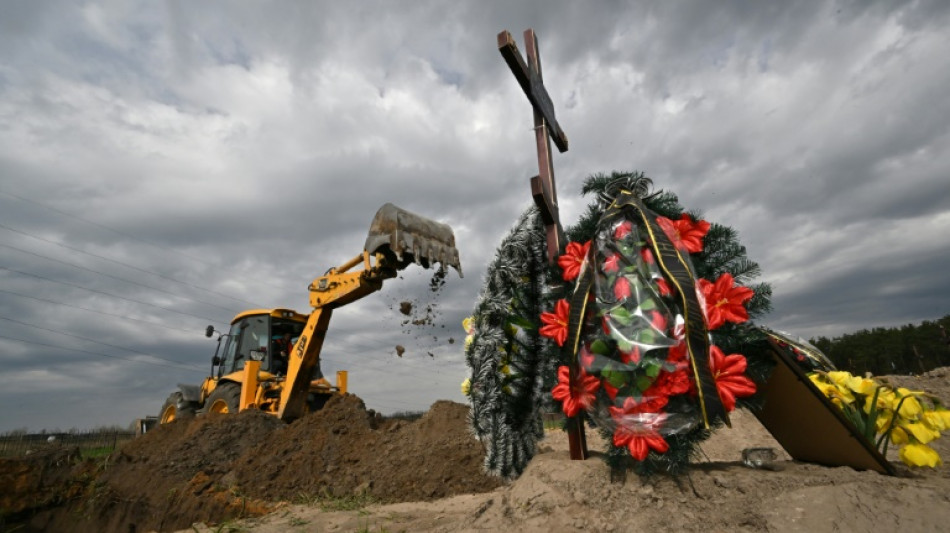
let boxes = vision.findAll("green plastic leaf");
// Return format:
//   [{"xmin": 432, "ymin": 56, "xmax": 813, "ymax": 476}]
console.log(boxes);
[
  {"xmin": 635, "ymin": 375, "xmax": 654, "ymax": 391},
  {"xmin": 508, "ymin": 315, "xmax": 536, "ymax": 330},
  {"xmin": 602, "ymin": 369, "xmax": 628, "ymax": 388},
  {"xmin": 615, "ymin": 338, "xmax": 634, "ymax": 353},
  {"xmin": 609, "ymin": 307, "xmax": 634, "ymax": 326},
  {"xmin": 638, "ymin": 329, "xmax": 657, "ymax": 345}
]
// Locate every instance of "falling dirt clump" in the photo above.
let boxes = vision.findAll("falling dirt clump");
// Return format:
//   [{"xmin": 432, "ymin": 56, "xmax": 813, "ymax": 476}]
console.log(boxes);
[
  {"xmin": 429, "ymin": 266, "xmax": 447, "ymax": 293},
  {"xmin": 399, "ymin": 301, "xmax": 413, "ymax": 315},
  {"xmin": 395, "ymin": 344, "xmax": 406, "ymax": 356}
]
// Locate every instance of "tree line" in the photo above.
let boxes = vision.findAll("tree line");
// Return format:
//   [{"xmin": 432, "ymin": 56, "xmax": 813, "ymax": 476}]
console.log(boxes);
[{"xmin": 810, "ymin": 315, "xmax": 950, "ymax": 376}]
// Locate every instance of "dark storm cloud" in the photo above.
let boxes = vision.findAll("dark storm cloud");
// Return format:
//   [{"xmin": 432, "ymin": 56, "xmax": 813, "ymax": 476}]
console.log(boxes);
[{"xmin": 1, "ymin": 0, "xmax": 948, "ymax": 431}]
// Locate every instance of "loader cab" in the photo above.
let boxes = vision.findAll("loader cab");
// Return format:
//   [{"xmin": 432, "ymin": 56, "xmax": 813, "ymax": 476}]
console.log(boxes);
[{"xmin": 216, "ymin": 309, "xmax": 308, "ymax": 377}]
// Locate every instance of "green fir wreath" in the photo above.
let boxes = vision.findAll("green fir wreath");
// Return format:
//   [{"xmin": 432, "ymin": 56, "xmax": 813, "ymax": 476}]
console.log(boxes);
[{"xmin": 463, "ymin": 206, "xmax": 557, "ymax": 479}]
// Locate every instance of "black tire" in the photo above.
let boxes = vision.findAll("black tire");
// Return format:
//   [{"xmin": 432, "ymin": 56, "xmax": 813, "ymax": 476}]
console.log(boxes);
[
  {"xmin": 201, "ymin": 382, "xmax": 242, "ymax": 415},
  {"xmin": 159, "ymin": 391, "xmax": 197, "ymax": 424}
]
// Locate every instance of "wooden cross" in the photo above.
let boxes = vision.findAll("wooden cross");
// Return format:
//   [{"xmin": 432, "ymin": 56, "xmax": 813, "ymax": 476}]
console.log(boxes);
[
  {"xmin": 499, "ymin": 29, "xmax": 588, "ymax": 461},
  {"xmin": 498, "ymin": 29, "xmax": 568, "ymax": 264}
]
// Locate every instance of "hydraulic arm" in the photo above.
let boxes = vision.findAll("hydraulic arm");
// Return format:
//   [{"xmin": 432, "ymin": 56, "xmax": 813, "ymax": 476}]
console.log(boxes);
[{"xmin": 277, "ymin": 204, "xmax": 461, "ymax": 420}]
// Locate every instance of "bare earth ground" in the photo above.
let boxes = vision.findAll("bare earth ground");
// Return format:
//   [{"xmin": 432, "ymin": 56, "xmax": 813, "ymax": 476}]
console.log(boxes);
[
  {"xmin": 2, "ymin": 368, "xmax": 948, "ymax": 533},
  {"xmin": 184, "ymin": 368, "xmax": 950, "ymax": 533}
]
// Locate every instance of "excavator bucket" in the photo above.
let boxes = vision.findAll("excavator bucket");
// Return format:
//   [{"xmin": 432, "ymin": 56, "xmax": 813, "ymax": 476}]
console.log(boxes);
[{"xmin": 364, "ymin": 203, "xmax": 462, "ymax": 276}]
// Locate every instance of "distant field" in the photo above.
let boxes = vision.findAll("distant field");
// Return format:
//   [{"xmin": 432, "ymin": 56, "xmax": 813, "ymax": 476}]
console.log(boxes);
[{"xmin": 0, "ymin": 430, "xmax": 135, "ymax": 457}]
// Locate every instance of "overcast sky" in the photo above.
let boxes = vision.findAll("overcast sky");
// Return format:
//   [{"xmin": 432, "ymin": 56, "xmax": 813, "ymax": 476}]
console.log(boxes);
[{"xmin": 1, "ymin": 1, "xmax": 948, "ymax": 433}]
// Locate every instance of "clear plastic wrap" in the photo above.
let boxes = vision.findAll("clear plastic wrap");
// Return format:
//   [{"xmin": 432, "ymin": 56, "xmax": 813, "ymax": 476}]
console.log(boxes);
[{"xmin": 580, "ymin": 217, "xmax": 703, "ymax": 446}]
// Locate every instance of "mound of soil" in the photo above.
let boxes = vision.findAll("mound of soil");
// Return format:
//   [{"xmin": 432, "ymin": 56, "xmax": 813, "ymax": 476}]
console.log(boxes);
[
  {"xmin": 6, "ymin": 395, "xmax": 498, "ymax": 533},
  {"xmin": 229, "ymin": 395, "xmax": 501, "ymax": 502}
]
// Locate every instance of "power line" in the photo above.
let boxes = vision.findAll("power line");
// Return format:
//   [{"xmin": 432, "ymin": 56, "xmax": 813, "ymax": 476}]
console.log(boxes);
[
  {"xmin": 0, "ymin": 190, "xmax": 289, "ymax": 292},
  {"xmin": 0, "ymin": 242, "xmax": 243, "ymax": 316},
  {"xmin": 0, "ymin": 266, "xmax": 231, "ymax": 324},
  {"xmin": 0, "ymin": 316, "xmax": 204, "ymax": 370},
  {"xmin": 0, "ymin": 221, "xmax": 263, "ymax": 309},
  {"xmin": 0, "ymin": 288, "xmax": 196, "ymax": 333},
  {"xmin": 0, "ymin": 333, "xmax": 203, "ymax": 372}
]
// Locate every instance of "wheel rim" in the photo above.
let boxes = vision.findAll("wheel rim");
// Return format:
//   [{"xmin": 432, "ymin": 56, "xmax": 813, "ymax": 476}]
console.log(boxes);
[
  {"xmin": 160, "ymin": 405, "xmax": 177, "ymax": 424},
  {"xmin": 208, "ymin": 399, "xmax": 230, "ymax": 414}
]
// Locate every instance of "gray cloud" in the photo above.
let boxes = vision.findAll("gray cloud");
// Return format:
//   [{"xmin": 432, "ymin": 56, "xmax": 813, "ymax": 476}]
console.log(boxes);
[{"xmin": 1, "ymin": 0, "xmax": 947, "ymax": 432}]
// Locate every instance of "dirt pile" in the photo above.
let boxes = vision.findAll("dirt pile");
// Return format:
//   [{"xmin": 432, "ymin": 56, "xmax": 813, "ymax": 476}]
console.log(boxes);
[
  {"xmin": 228, "ymin": 395, "xmax": 501, "ymax": 502},
  {"xmin": 4, "ymin": 395, "xmax": 498, "ymax": 533}
]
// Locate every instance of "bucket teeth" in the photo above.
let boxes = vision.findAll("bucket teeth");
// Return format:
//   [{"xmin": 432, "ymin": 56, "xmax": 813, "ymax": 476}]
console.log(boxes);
[{"xmin": 364, "ymin": 203, "xmax": 463, "ymax": 277}]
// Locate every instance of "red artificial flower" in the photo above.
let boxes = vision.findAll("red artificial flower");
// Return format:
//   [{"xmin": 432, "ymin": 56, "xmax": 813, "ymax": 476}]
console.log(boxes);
[
  {"xmin": 657, "ymin": 214, "xmax": 710, "ymax": 254},
  {"xmin": 614, "ymin": 220, "xmax": 634, "ymax": 240},
  {"xmin": 620, "ymin": 345, "xmax": 641, "ymax": 365},
  {"xmin": 649, "ymin": 367, "xmax": 692, "ymax": 397},
  {"xmin": 609, "ymin": 397, "xmax": 670, "ymax": 460},
  {"xmin": 709, "ymin": 345, "xmax": 757, "ymax": 412},
  {"xmin": 557, "ymin": 241, "xmax": 591, "ymax": 282},
  {"xmin": 656, "ymin": 278, "xmax": 673, "ymax": 297},
  {"xmin": 551, "ymin": 365, "xmax": 600, "ymax": 418},
  {"xmin": 667, "ymin": 341, "xmax": 698, "ymax": 396},
  {"xmin": 614, "ymin": 276, "xmax": 632, "ymax": 300},
  {"xmin": 579, "ymin": 343, "xmax": 596, "ymax": 371},
  {"xmin": 640, "ymin": 247, "xmax": 655, "ymax": 264},
  {"xmin": 667, "ymin": 341, "xmax": 687, "ymax": 363},
  {"xmin": 603, "ymin": 380, "xmax": 619, "ymax": 401},
  {"xmin": 698, "ymin": 273, "xmax": 755, "ymax": 330},
  {"xmin": 540, "ymin": 299, "xmax": 570, "ymax": 347},
  {"xmin": 649, "ymin": 311, "xmax": 668, "ymax": 333},
  {"xmin": 610, "ymin": 391, "xmax": 669, "ymax": 417},
  {"xmin": 603, "ymin": 253, "xmax": 620, "ymax": 273}
]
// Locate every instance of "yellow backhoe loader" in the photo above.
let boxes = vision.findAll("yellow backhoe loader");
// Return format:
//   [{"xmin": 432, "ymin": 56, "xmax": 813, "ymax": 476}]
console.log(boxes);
[{"xmin": 158, "ymin": 203, "xmax": 461, "ymax": 424}]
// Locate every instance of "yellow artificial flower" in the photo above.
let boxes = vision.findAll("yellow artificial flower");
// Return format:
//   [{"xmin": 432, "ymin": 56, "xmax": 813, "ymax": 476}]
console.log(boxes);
[
  {"xmin": 464, "ymin": 335, "xmax": 473, "ymax": 349},
  {"xmin": 462, "ymin": 317, "xmax": 474, "ymax": 335},
  {"xmin": 893, "ymin": 389, "xmax": 923, "ymax": 419},
  {"xmin": 826, "ymin": 371, "xmax": 853, "ymax": 388},
  {"xmin": 809, "ymin": 374, "xmax": 836, "ymax": 396},
  {"xmin": 901, "ymin": 420, "xmax": 940, "ymax": 444},
  {"xmin": 846, "ymin": 376, "xmax": 879, "ymax": 396},
  {"xmin": 460, "ymin": 378, "xmax": 471, "ymax": 396},
  {"xmin": 809, "ymin": 374, "xmax": 853, "ymax": 406},
  {"xmin": 899, "ymin": 443, "xmax": 943, "ymax": 468},
  {"xmin": 923, "ymin": 408, "xmax": 950, "ymax": 431},
  {"xmin": 889, "ymin": 426, "xmax": 909, "ymax": 445},
  {"xmin": 500, "ymin": 364, "xmax": 511, "ymax": 375},
  {"xmin": 865, "ymin": 387, "xmax": 896, "ymax": 415},
  {"xmin": 875, "ymin": 413, "xmax": 895, "ymax": 433}
]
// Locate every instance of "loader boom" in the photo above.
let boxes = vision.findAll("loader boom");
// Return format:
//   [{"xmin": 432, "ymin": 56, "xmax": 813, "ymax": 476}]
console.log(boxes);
[
  {"xmin": 277, "ymin": 204, "xmax": 461, "ymax": 421},
  {"xmin": 278, "ymin": 250, "xmax": 399, "ymax": 420}
]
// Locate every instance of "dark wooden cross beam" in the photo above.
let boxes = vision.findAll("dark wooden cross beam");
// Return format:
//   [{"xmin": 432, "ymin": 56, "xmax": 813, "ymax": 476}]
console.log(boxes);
[
  {"xmin": 499, "ymin": 29, "xmax": 588, "ymax": 461},
  {"xmin": 498, "ymin": 29, "xmax": 568, "ymax": 264}
]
